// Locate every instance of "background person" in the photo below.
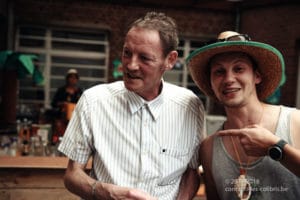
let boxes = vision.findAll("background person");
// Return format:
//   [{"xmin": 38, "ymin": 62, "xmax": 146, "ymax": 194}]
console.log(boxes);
[
  {"xmin": 187, "ymin": 31, "xmax": 300, "ymax": 200},
  {"xmin": 58, "ymin": 12, "xmax": 205, "ymax": 200},
  {"xmin": 51, "ymin": 68, "xmax": 82, "ymax": 119},
  {"xmin": 51, "ymin": 68, "xmax": 82, "ymax": 143}
]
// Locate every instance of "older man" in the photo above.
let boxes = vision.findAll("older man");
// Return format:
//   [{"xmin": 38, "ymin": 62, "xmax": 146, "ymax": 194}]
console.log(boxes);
[{"xmin": 59, "ymin": 12, "xmax": 205, "ymax": 200}]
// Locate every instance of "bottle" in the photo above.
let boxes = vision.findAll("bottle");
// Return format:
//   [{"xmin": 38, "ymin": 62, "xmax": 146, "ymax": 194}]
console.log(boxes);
[
  {"xmin": 21, "ymin": 140, "xmax": 29, "ymax": 156},
  {"xmin": 9, "ymin": 137, "xmax": 18, "ymax": 156},
  {"xmin": 0, "ymin": 135, "xmax": 11, "ymax": 156},
  {"xmin": 16, "ymin": 119, "xmax": 22, "ymax": 134},
  {"xmin": 19, "ymin": 118, "xmax": 31, "ymax": 142},
  {"xmin": 19, "ymin": 118, "xmax": 31, "ymax": 156}
]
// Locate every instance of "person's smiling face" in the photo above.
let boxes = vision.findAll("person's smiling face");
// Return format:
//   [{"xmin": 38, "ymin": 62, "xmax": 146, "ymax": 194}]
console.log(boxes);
[
  {"xmin": 210, "ymin": 52, "xmax": 262, "ymax": 107},
  {"xmin": 122, "ymin": 27, "xmax": 176, "ymax": 101}
]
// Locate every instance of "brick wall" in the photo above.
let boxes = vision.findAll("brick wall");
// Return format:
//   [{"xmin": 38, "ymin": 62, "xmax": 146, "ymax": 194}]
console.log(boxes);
[
  {"xmin": 240, "ymin": 3, "xmax": 300, "ymax": 106},
  {"xmin": 12, "ymin": 0, "xmax": 234, "ymax": 80},
  {"xmin": 0, "ymin": 0, "xmax": 8, "ymax": 50},
  {"xmin": 11, "ymin": 0, "xmax": 300, "ymax": 107}
]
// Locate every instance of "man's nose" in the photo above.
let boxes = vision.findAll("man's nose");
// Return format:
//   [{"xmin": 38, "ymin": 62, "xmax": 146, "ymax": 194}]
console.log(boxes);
[
  {"xmin": 223, "ymin": 71, "xmax": 235, "ymax": 83},
  {"xmin": 126, "ymin": 56, "xmax": 139, "ymax": 70}
]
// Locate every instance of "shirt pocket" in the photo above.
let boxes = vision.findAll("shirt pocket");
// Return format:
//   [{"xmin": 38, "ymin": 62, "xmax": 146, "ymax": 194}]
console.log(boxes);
[
  {"xmin": 157, "ymin": 146, "xmax": 190, "ymax": 186},
  {"xmin": 160, "ymin": 147, "xmax": 189, "ymax": 157}
]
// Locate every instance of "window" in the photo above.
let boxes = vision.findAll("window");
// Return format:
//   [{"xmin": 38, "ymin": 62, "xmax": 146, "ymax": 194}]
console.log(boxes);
[
  {"xmin": 163, "ymin": 38, "xmax": 213, "ymax": 111},
  {"xmin": 15, "ymin": 25, "xmax": 109, "ymax": 109}
]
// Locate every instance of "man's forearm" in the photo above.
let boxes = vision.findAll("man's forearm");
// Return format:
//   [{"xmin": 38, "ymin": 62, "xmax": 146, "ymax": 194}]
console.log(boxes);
[
  {"xmin": 279, "ymin": 144, "xmax": 300, "ymax": 177},
  {"xmin": 176, "ymin": 168, "xmax": 201, "ymax": 200},
  {"xmin": 64, "ymin": 162, "xmax": 98, "ymax": 199},
  {"xmin": 64, "ymin": 162, "xmax": 157, "ymax": 200}
]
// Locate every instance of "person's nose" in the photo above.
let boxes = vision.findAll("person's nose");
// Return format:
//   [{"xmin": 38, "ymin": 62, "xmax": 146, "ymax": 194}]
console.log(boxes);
[
  {"xmin": 223, "ymin": 70, "xmax": 235, "ymax": 85},
  {"xmin": 126, "ymin": 55, "xmax": 139, "ymax": 71}
]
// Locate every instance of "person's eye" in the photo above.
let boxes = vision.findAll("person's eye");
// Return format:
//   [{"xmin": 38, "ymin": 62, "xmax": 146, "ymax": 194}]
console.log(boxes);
[
  {"xmin": 122, "ymin": 49, "xmax": 131, "ymax": 58},
  {"xmin": 212, "ymin": 68, "xmax": 225, "ymax": 76},
  {"xmin": 140, "ymin": 55, "xmax": 152, "ymax": 62},
  {"xmin": 234, "ymin": 66, "xmax": 245, "ymax": 73}
]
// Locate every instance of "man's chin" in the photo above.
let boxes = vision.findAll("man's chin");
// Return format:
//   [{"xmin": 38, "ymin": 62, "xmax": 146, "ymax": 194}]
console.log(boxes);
[
  {"xmin": 124, "ymin": 79, "xmax": 142, "ymax": 91},
  {"xmin": 222, "ymin": 98, "xmax": 244, "ymax": 108}
]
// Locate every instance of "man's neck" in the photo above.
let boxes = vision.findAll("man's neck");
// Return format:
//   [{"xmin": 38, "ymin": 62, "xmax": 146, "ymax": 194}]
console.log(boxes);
[{"xmin": 224, "ymin": 101, "xmax": 264, "ymax": 129}]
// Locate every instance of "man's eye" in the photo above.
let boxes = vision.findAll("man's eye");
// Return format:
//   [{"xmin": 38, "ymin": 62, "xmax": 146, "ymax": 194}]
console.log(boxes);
[
  {"xmin": 123, "ymin": 50, "xmax": 131, "ymax": 58},
  {"xmin": 213, "ymin": 69, "xmax": 225, "ymax": 76},
  {"xmin": 140, "ymin": 55, "xmax": 151, "ymax": 62},
  {"xmin": 234, "ymin": 66, "xmax": 244, "ymax": 73}
]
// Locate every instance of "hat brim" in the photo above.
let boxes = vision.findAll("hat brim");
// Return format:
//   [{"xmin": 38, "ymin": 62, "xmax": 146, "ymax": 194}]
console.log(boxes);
[{"xmin": 186, "ymin": 41, "xmax": 285, "ymax": 100}]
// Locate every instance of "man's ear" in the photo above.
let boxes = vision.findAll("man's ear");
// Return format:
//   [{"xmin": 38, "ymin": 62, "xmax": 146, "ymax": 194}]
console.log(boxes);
[
  {"xmin": 255, "ymin": 69, "xmax": 262, "ymax": 84},
  {"xmin": 165, "ymin": 50, "xmax": 178, "ymax": 70}
]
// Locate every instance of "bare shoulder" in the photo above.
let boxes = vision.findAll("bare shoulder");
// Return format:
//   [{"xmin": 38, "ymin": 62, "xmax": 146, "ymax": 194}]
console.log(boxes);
[
  {"xmin": 265, "ymin": 104, "xmax": 281, "ymax": 118},
  {"xmin": 200, "ymin": 134, "xmax": 216, "ymax": 165},
  {"xmin": 291, "ymin": 108, "xmax": 300, "ymax": 120},
  {"xmin": 200, "ymin": 134, "xmax": 215, "ymax": 152},
  {"xmin": 199, "ymin": 134, "xmax": 221, "ymax": 200},
  {"xmin": 290, "ymin": 108, "xmax": 300, "ymax": 129},
  {"xmin": 290, "ymin": 108, "xmax": 300, "ymax": 148},
  {"xmin": 263, "ymin": 104, "xmax": 281, "ymax": 129}
]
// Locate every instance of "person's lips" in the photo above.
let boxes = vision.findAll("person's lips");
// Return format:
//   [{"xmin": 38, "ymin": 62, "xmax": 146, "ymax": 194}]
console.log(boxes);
[
  {"xmin": 125, "ymin": 72, "xmax": 141, "ymax": 79},
  {"xmin": 222, "ymin": 88, "xmax": 240, "ymax": 95}
]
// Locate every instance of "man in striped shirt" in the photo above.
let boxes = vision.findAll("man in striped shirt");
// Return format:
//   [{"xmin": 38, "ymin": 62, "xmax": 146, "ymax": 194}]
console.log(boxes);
[{"xmin": 58, "ymin": 12, "xmax": 205, "ymax": 200}]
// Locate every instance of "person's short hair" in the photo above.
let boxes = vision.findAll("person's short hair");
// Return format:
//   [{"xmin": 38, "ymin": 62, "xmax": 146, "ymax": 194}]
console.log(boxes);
[{"xmin": 129, "ymin": 12, "xmax": 179, "ymax": 57}]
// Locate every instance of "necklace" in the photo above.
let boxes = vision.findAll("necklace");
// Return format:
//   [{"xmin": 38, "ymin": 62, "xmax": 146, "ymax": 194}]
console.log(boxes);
[
  {"xmin": 229, "ymin": 103, "xmax": 265, "ymax": 200},
  {"xmin": 231, "ymin": 136, "xmax": 251, "ymax": 200}
]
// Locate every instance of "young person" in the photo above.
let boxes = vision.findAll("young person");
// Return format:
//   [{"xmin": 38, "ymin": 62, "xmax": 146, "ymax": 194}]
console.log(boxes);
[{"xmin": 187, "ymin": 31, "xmax": 300, "ymax": 200}]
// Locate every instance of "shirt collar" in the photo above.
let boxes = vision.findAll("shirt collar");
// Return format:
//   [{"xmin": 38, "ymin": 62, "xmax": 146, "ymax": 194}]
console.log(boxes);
[{"xmin": 126, "ymin": 81, "xmax": 165, "ymax": 121}]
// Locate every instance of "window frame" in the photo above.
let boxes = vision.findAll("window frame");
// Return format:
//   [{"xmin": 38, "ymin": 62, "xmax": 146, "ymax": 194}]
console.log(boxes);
[
  {"xmin": 15, "ymin": 25, "xmax": 110, "ymax": 109},
  {"xmin": 163, "ymin": 36, "xmax": 214, "ymax": 111}
]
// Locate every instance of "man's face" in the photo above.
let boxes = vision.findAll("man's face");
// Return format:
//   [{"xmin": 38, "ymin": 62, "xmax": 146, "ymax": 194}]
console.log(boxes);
[
  {"xmin": 122, "ymin": 27, "xmax": 176, "ymax": 101},
  {"xmin": 210, "ymin": 52, "xmax": 261, "ymax": 107},
  {"xmin": 67, "ymin": 74, "xmax": 79, "ymax": 86}
]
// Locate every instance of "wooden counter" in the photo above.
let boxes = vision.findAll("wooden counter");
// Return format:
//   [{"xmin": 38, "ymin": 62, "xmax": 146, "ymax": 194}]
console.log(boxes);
[
  {"xmin": 0, "ymin": 156, "xmax": 205, "ymax": 200},
  {"xmin": 0, "ymin": 156, "xmax": 72, "ymax": 169},
  {"xmin": 0, "ymin": 156, "xmax": 91, "ymax": 200}
]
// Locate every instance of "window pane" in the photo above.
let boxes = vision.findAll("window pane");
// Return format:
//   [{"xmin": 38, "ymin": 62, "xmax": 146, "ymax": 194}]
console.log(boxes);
[
  {"xmin": 51, "ymin": 56, "xmax": 105, "ymax": 65},
  {"xmin": 52, "ymin": 30, "xmax": 107, "ymax": 41},
  {"xmin": 16, "ymin": 25, "xmax": 109, "ymax": 110},
  {"xmin": 52, "ymin": 41, "xmax": 106, "ymax": 52},
  {"xmin": 19, "ymin": 26, "xmax": 46, "ymax": 36},
  {"xmin": 164, "ymin": 37, "xmax": 214, "ymax": 112},
  {"xmin": 19, "ymin": 38, "xmax": 45, "ymax": 48},
  {"xmin": 18, "ymin": 88, "xmax": 44, "ymax": 100}
]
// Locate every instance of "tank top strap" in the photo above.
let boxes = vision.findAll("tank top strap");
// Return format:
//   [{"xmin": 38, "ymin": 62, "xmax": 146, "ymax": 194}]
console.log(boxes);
[{"xmin": 275, "ymin": 105, "xmax": 296, "ymax": 144}]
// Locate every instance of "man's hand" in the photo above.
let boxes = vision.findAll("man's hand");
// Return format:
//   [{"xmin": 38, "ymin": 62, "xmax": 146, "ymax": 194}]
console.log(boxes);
[
  {"xmin": 99, "ymin": 183, "xmax": 158, "ymax": 200},
  {"xmin": 126, "ymin": 189, "xmax": 158, "ymax": 200},
  {"xmin": 217, "ymin": 124, "xmax": 280, "ymax": 157}
]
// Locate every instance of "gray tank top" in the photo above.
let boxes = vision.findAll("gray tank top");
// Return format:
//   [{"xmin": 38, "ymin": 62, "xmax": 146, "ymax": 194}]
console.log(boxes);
[{"xmin": 212, "ymin": 106, "xmax": 300, "ymax": 200}]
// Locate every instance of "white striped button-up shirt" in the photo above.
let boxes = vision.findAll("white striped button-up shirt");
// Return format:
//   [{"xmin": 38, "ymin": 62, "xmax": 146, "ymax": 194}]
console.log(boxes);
[{"xmin": 58, "ymin": 81, "xmax": 205, "ymax": 200}]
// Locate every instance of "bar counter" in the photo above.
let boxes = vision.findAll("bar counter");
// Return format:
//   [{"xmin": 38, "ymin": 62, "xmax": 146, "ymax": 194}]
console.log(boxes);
[
  {"xmin": 0, "ymin": 156, "xmax": 205, "ymax": 200},
  {"xmin": 0, "ymin": 156, "xmax": 91, "ymax": 200},
  {"xmin": 0, "ymin": 156, "xmax": 73, "ymax": 168}
]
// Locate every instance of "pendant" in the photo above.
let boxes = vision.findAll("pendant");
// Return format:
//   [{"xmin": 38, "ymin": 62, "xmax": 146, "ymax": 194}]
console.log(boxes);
[{"xmin": 234, "ymin": 174, "xmax": 252, "ymax": 200}]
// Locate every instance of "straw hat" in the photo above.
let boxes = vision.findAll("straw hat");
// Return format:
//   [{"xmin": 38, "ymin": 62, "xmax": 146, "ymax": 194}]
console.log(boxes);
[{"xmin": 186, "ymin": 31, "xmax": 285, "ymax": 100}]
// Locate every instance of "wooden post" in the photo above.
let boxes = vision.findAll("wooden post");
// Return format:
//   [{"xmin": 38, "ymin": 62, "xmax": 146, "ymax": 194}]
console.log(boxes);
[{"xmin": 0, "ymin": 69, "xmax": 17, "ymax": 124}]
